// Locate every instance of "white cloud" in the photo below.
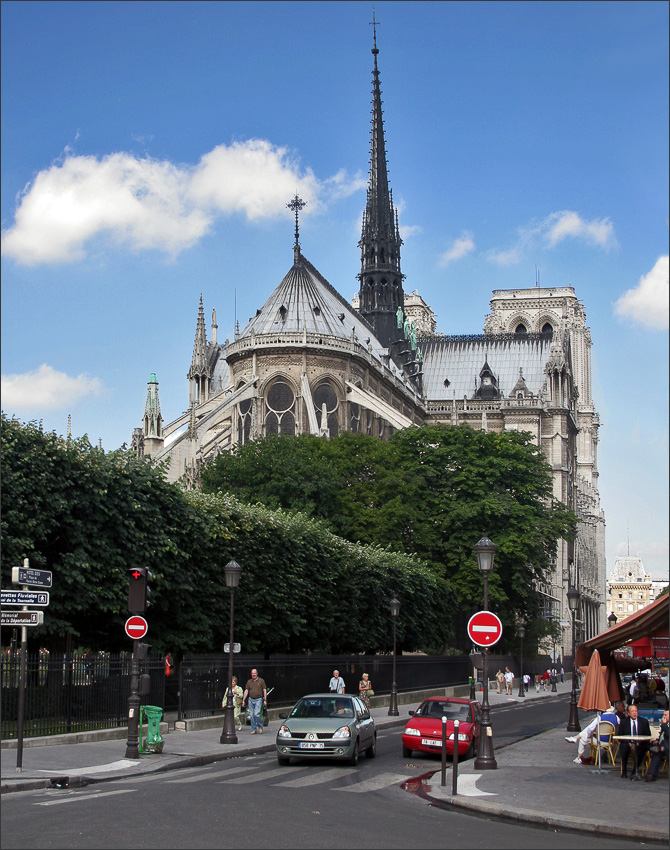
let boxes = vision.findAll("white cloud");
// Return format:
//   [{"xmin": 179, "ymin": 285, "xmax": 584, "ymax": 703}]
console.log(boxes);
[
  {"xmin": 487, "ymin": 209, "xmax": 617, "ymax": 265},
  {"xmin": 614, "ymin": 256, "xmax": 669, "ymax": 331},
  {"xmin": 1, "ymin": 364, "xmax": 103, "ymax": 409},
  {"xmin": 1, "ymin": 140, "xmax": 361, "ymax": 266},
  {"xmin": 438, "ymin": 231, "xmax": 475, "ymax": 266}
]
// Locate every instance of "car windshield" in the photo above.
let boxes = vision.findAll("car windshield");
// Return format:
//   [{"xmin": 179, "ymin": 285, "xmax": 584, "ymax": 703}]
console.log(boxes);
[
  {"xmin": 422, "ymin": 702, "xmax": 471, "ymax": 721},
  {"xmin": 290, "ymin": 698, "xmax": 354, "ymax": 718}
]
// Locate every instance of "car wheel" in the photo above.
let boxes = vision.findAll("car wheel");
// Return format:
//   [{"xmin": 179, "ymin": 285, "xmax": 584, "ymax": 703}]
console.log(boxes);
[
  {"xmin": 402, "ymin": 745, "xmax": 413, "ymax": 758},
  {"xmin": 277, "ymin": 755, "xmax": 291, "ymax": 766},
  {"xmin": 365, "ymin": 733, "xmax": 377, "ymax": 759},
  {"xmin": 348, "ymin": 738, "xmax": 360, "ymax": 766}
]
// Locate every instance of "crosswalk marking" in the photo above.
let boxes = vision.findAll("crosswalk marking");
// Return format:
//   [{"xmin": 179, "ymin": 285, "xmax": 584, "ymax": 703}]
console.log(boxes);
[
  {"xmin": 333, "ymin": 772, "xmax": 409, "ymax": 793},
  {"xmin": 217, "ymin": 766, "xmax": 293, "ymax": 784},
  {"xmin": 36, "ymin": 789, "xmax": 134, "ymax": 806},
  {"xmin": 165, "ymin": 764, "xmax": 258, "ymax": 784},
  {"xmin": 272, "ymin": 768, "xmax": 359, "ymax": 787}
]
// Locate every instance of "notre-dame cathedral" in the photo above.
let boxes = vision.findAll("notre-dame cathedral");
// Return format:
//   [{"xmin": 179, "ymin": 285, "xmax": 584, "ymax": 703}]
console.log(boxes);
[{"xmin": 133, "ymin": 28, "xmax": 606, "ymax": 650}]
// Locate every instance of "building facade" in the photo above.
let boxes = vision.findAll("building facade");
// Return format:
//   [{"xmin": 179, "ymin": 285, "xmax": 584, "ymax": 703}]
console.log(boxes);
[{"xmin": 135, "ymin": 29, "xmax": 607, "ymax": 649}]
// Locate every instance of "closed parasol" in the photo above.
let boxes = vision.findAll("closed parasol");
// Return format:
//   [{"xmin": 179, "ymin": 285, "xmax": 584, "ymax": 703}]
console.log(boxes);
[{"xmin": 578, "ymin": 649, "xmax": 611, "ymax": 772}]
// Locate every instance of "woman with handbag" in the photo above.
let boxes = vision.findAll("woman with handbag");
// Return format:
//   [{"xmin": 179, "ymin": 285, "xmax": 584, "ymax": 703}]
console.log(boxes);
[
  {"xmin": 359, "ymin": 672, "xmax": 373, "ymax": 708},
  {"xmin": 223, "ymin": 676, "xmax": 244, "ymax": 731}
]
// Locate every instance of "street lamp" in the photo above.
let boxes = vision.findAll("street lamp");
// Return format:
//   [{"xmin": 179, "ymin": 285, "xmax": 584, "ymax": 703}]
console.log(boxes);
[
  {"xmin": 220, "ymin": 559, "xmax": 241, "ymax": 745},
  {"xmin": 388, "ymin": 597, "xmax": 400, "ymax": 716},
  {"xmin": 551, "ymin": 635, "xmax": 558, "ymax": 692},
  {"xmin": 566, "ymin": 586, "xmax": 581, "ymax": 733},
  {"xmin": 608, "ymin": 612, "xmax": 618, "ymax": 629},
  {"xmin": 517, "ymin": 626, "xmax": 526, "ymax": 697},
  {"xmin": 473, "ymin": 534, "xmax": 497, "ymax": 770}
]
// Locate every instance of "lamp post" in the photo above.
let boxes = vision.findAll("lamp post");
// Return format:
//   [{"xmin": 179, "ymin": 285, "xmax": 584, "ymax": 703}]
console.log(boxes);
[
  {"xmin": 551, "ymin": 636, "xmax": 558, "ymax": 692},
  {"xmin": 388, "ymin": 597, "xmax": 400, "ymax": 716},
  {"xmin": 517, "ymin": 626, "xmax": 526, "ymax": 697},
  {"xmin": 566, "ymin": 586, "xmax": 581, "ymax": 733},
  {"xmin": 608, "ymin": 612, "xmax": 617, "ymax": 629},
  {"xmin": 220, "ymin": 559, "xmax": 241, "ymax": 745},
  {"xmin": 473, "ymin": 534, "xmax": 497, "ymax": 770}
]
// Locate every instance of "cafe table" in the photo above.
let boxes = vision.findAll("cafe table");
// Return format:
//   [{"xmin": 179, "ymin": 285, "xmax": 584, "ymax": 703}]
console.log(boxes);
[{"xmin": 613, "ymin": 735, "xmax": 654, "ymax": 780}]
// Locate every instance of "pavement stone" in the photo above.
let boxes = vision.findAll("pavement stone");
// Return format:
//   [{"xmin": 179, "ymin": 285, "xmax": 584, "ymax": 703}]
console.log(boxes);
[{"xmin": 2, "ymin": 681, "xmax": 668, "ymax": 844}]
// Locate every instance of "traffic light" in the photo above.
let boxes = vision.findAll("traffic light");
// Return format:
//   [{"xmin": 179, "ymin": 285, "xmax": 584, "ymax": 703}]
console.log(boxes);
[{"xmin": 128, "ymin": 567, "xmax": 151, "ymax": 612}]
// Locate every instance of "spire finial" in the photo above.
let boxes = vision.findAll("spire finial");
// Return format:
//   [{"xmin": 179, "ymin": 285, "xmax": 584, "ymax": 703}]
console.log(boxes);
[
  {"xmin": 287, "ymin": 193, "xmax": 307, "ymax": 261},
  {"xmin": 370, "ymin": 9, "xmax": 379, "ymax": 55}
]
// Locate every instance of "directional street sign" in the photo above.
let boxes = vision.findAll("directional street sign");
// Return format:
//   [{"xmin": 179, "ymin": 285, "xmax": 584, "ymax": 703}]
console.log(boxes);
[
  {"xmin": 1, "ymin": 590, "xmax": 50, "ymax": 607},
  {"xmin": 467, "ymin": 610, "xmax": 503, "ymax": 647},
  {"xmin": 224, "ymin": 643, "xmax": 241, "ymax": 653},
  {"xmin": 11, "ymin": 566, "xmax": 52, "ymax": 588},
  {"xmin": 125, "ymin": 615, "xmax": 149, "ymax": 640},
  {"xmin": 1, "ymin": 611, "xmax": 44, "ymax": 627}
]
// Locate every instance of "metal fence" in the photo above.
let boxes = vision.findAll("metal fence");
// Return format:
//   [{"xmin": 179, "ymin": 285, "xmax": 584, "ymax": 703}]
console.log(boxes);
[{"xmin": 1, "ymin": 650, "xmax": 164, "ymax": 739}]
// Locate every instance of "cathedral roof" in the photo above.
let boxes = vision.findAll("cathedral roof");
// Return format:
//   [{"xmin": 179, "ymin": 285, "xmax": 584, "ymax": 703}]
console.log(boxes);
[
  {"xmin": 421, "ymin": 334, "xmax": 554, "ymax": 401},
  {"xmin": 237, "ymin": 252, "xmax": 387, "ymax": 358}
]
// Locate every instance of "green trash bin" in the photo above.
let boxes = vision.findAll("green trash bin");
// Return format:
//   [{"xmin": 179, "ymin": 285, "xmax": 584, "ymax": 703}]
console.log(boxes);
[{"xmin": 139, "ymin": 705, "xmax": 164, "ymax": 754}]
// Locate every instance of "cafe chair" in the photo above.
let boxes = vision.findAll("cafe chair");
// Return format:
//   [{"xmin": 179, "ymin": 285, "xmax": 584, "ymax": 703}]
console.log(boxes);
[
  {"xmin": 640, "ymin": 750, "xmax": 668, "ymax": 777},
  {"xmin": 589, "ymin": 721, "xmax": 618, "ymax": 766}
]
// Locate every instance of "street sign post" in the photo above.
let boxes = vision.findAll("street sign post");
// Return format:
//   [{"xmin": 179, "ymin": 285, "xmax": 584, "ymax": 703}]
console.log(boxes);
[
  {"xmin": 467, "ymin": 610, "xmax": 503, "ymax": 647},
  {"xmin": 125, "ymin": 616, "xmax": 149, "ymax": 640},
  {"xmin": 223, "ymin": 643, "xmax": 241, "ymax": 653},
  {"xmin": 11, "ymin": 566, "xmax": 53, "ymax": 588},
  {"xmin": 1, "ymin": 611, "xmax": 44, "ymax": 627},
  {"xmin": 1, "ymin": 590, "xmax": 50, "ymax": 607}
]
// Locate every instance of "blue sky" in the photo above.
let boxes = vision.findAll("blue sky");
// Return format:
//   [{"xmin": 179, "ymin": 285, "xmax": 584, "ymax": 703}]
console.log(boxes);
[{"xmin": 2, "ymin": 1, "xmax": 668, "ymax": 580}]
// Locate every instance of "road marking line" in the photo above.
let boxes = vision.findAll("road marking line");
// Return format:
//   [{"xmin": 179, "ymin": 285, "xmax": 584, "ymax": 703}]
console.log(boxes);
[
  {"xmin": 35, "ymin": 789, "xmax": 134, "ymax": 806},
  {"xmin": 272, "ymin": 768, "xmax": 359, "ymax": 787},
  {"xmin": 217, "ymin": 766, "xmax": 290, "ymax": 784},
  {"xmin": 165, "ymin": 764, "xmax": 259, "ymax": 783},
  {"xmin": 333, "ymin": 772, "xmax": 409, "ymax": 793}
]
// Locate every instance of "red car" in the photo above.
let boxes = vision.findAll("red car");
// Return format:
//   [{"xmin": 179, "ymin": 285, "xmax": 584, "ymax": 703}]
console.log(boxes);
[{"xmin": 401, "ymin": 697, "xmax": 481, "ymax": 759}]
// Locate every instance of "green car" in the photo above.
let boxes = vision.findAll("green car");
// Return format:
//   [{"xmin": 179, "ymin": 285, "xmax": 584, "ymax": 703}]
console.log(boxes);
[{"xmin": 276, "ymin": 693, "xmax": 377, "ymax": 766}]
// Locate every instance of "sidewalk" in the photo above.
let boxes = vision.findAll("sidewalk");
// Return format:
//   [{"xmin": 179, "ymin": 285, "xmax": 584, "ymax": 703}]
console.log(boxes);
[{"xmin": 2, "ymin": 681, "xmax": 668, "ymax": 844}]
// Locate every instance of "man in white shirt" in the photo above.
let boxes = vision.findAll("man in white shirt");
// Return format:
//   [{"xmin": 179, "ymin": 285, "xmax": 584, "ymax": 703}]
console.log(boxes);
[
  {"xmin": 504, "ymin": 667, "xmax": 514, "ymax": 695},
  {"xmin": 565, "ymin": 705, "xmax": 620, "ymax": 763},
  {"xmin": 329, "ymin": 669, "xmax": 345, "ymax": 694}
]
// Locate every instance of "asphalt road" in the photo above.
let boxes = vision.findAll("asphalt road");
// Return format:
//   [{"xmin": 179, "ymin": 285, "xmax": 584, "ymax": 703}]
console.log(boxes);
[{"xmin": 0, "ymin": 697, "xmax": 646, "ymax": 850}]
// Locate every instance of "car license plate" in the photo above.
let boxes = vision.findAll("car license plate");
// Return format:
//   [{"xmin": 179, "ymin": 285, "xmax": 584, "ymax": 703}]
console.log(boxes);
[
  {"xmin": 299, "ymin": 742, "xmax": 324, "ymax": 749},
  {"xmin": 421, "ymin": 738, "xmax": 440, "ymax": 747}
]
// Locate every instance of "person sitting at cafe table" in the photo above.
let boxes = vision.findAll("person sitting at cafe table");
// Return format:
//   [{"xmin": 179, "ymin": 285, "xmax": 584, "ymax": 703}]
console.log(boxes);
[
  {"xmin": 618, "ymin": 704, "xmax": 651, "ymax": 779},
  {"xmin": 644, "ymin": 709, "xmax": 669, "ymax": 782},
  {"xmin": 565, "ymin": 704, "xmax": 620, "ymax": 764}
]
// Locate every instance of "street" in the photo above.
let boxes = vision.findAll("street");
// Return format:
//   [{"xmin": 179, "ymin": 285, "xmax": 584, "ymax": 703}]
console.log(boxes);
[{"xmin": 0, "ymin": 698, "xmax": 649, "ymax": 850}]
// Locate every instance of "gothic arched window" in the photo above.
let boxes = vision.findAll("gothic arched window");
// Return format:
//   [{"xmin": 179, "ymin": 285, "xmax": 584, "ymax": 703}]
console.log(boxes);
[
  {"xmin": 237, "ymin": 396, "xmax": 252, "ymax": 444},
  {"xmin": 514, "ymin": 323, "xmax": 527, "ymax": 335},
  {"xmin": 541, "ymin": 322, "xmax": 554, "ymax": 337},
  {"xmin": 265, "ymin": 379, "xmax": 296, "ymax": 436}
]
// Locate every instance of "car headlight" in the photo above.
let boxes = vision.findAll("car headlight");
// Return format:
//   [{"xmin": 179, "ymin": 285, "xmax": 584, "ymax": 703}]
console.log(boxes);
[
  {"xmin": 448, "ymin": 733, "xmax": 469, "ymax": 741},
  {"xmin": 278, "ymin": 725, "xmax": 292, "ymax": 738},
  {"xmin": 332, "ymin": 725, "xmax": 351, "ymax": 739},
  {"xmin": 405, "ymin": 727, "xmax": 421, "ymax": 737}
]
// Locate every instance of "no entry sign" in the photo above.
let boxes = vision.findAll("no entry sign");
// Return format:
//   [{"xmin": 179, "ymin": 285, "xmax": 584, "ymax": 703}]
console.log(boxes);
[
  {"xmin": 467, "ymin": 610, "xmax": 503, "ymax": 647},
  {"xmin": 125, "ymin": 615, "xmax": 148, "ymax": 640}
]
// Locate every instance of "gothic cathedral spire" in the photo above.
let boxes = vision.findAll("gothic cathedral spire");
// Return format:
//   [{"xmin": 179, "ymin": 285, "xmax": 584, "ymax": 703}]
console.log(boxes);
[
  {"xmin": 357, "ymin": 15, "xmax": 405, "ymax": 351},
  {"xmin": 188, "ymin": 294, "xmax": 211, "ymax": 405}
]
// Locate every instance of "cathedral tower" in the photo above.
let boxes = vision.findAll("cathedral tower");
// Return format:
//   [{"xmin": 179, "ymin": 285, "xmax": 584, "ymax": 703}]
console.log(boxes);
[{"xmin": 357, "ymin": 18, "xmax": 405, "ymax": 353}]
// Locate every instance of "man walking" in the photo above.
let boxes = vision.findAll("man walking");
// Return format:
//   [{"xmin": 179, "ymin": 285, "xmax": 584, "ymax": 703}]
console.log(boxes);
[
  {"xmin": 329, "ymin": 669, "xmax": 346, "ymax": 694},
  {"xmin": 504, "ymin": 667, "xmax": 514, "ymax": 695},
  {"xmin": 242, "ymin": 668, "xmax": 268, "ymax": 735}
]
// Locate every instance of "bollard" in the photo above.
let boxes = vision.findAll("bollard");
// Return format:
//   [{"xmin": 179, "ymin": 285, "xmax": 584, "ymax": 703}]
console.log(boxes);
[
  {"xmin": 441, "ymin": 715, "xmax": 447, "ymax": 786},
  {"xmin": 452, "ymin": 720, "xmax": 459, "ymax": 796}
]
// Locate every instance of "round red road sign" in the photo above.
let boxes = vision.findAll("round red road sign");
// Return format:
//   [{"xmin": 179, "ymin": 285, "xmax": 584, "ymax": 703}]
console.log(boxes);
[
  {"xmin": 125, "ymin": 615, "xmax": 148, "ymax": 640},
  {"xmin": 467, "ymin": 610, "xmax": 503, "ymax": 647}
]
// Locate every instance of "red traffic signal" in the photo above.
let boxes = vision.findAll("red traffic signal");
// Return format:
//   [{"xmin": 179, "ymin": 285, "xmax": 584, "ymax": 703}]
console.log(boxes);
[{"xmin": 128, "ymin": 567, "xmax": 151, "ymax": 613}]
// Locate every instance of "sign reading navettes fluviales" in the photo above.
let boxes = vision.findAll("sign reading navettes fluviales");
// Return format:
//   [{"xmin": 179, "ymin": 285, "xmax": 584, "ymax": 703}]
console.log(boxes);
[{"xmin": 1, "ymin": 590, "xmax": 50, "ymax": 607}]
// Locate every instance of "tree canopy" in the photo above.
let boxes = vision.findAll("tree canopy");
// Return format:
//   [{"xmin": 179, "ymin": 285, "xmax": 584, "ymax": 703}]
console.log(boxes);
[
  {"xmin": 1, "ymin": 415, "xmax": 454, "ymax": 655},
  {"xmin": 202, "ymin": 425, "xmax": 577, "ymax": 633}
]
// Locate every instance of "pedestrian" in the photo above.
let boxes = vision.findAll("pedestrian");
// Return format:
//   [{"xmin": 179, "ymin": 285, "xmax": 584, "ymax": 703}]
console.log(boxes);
[
  {"xmin": 223, "ymin": 675, "xmax": 244, "ymax": 731},
  {"xmin": 495, "ymin": 669, "xmax": 505, "ymax": 694},
  {"xmin": 534, "ymin": 674, "xmax": 541, "ymax": 693},
  {"xmin": 359, "ymin": 672, "xmax": 373, "ymax": 708},
  {"xmin": 504, "ymin": 667, "xmax": 514, "ymax": 695},
  {"xmin": 164, "ymin": 653, "xmax": 173, "ymax": 677},
  {"xmin": 329, "ymin": 669, "xmax": 346, "ymax": 694},
  {"xmin": 242, "ymin": 668, "xmax": 268, "ymax": 735},
  {"xmin": 560, "ymin": 665, "xmax": 565, "ymax": 683},
  {"xmin": 523, "ymin": 673, "xmax": 531, "ymax": 693},
  {"xmin": 542, "ymin": 669, "xmax": 550, "ymax": 691},
  {"xmin": 628, "ymin": 676, "xmax": 639, "ymax": 706}
]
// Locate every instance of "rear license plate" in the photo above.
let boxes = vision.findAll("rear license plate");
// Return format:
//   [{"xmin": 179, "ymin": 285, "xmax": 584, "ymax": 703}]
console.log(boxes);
[
  {"xmin": 299, "ymin": 742, "xmax": 324, "ymax": 749},
  {"xmin": 421, "ymin": 738, "xmax": 440, "ymax": 747}
]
